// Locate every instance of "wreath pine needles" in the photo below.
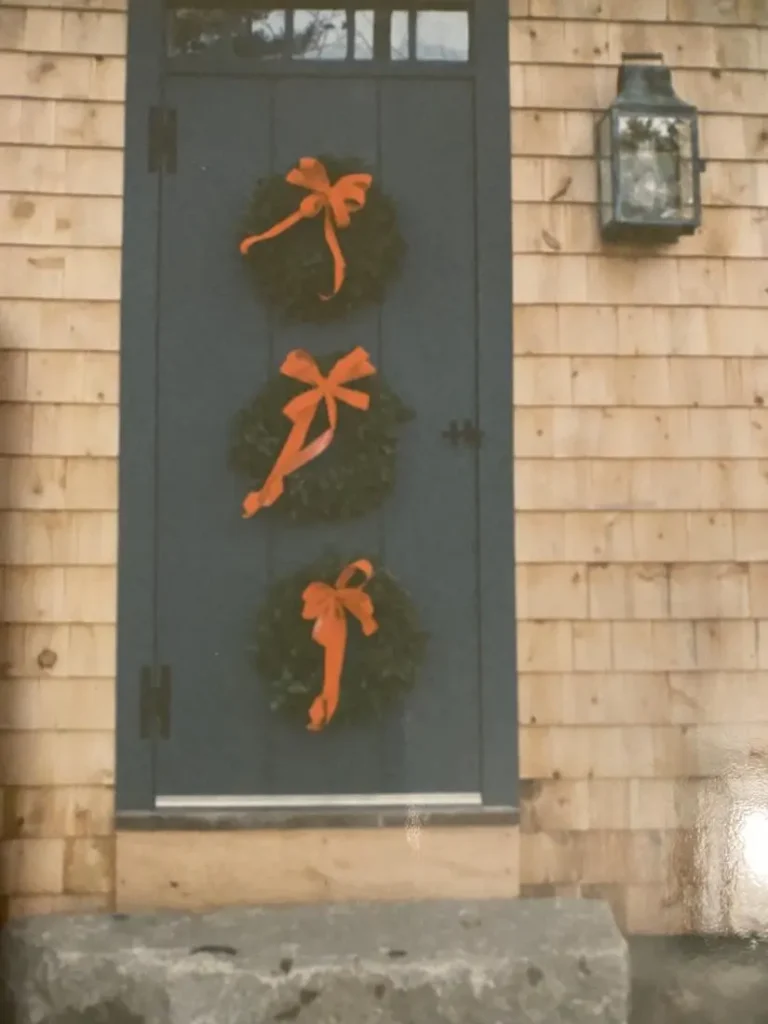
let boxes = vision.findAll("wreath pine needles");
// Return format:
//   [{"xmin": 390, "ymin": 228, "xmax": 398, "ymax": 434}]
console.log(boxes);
[
  {"xmin": 252, "ymin": 554, "xmax": 428, "ymax": 728},
  {"xmin": 229, "ymin": 350, "xmax": 412, "ymax": 525},
  {"xmin": 240, "ymin": 156, "xmax": 405, "ymax": 323}
]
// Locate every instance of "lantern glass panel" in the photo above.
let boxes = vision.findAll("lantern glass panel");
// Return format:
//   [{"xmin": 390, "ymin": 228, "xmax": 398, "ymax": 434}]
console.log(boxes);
[
  {"xmin": 596, "ymin": 113, "xmax": 613, "ymax": 228},
  {"xmin": 615, "ymin": 112, "xmax": 696, "ymax": 224}
]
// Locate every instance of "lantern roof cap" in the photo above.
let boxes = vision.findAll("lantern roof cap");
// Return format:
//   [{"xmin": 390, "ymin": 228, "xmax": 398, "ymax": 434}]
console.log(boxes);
[{"xmin": 613, "ymin": 53, "xmax": 696, "ymax": 112}]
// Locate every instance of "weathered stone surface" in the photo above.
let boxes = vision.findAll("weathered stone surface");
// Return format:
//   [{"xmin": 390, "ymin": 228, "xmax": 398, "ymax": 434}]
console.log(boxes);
[
  {"xmin": 1, "ymin": 898, "xmax": 629, "ymax": 1024},
  {"xmin": 628, "ymin": 935, "xmax": 768, "ymax": 1024}
]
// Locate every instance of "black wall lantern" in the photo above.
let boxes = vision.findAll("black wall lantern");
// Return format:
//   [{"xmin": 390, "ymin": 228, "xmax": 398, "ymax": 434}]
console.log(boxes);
[{"xmin": 596, "ymin": 52, "xmax": 704, "ymax": 244}]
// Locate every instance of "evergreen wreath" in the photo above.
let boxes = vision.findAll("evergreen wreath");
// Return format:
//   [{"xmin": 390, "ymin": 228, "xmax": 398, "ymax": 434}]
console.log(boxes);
[
  {"xmin": 228, "ymin": 349, "xmax": 412, "ymax": 525},
  {"xmin": 252, "ymin": 554, "xmax": 428, "ymax": 728},
  {"xmin": 240, "ymin": 155, "xmax": 405, "ymax": 323}
]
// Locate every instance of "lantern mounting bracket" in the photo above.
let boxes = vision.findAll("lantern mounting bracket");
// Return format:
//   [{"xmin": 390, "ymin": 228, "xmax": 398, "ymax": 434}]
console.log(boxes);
[{"xmin": 621, "ymin": 51, "xmax": 664, "ymax": 62}]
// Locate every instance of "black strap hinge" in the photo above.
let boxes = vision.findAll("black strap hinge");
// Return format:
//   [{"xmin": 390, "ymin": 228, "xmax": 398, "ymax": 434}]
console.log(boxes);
[
  {"xmin": 139, "ymin": 664, "xmax": 172, "ymax": 740},
  {"xmin": 148, "ymin": 106, "xmax": 177, "ymax": 174}
]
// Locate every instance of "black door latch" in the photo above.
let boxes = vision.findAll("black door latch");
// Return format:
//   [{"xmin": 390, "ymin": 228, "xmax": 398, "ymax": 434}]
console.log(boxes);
[{"xmin": 442, "ymin": 419, "xmax": 483, "ymax": 448}]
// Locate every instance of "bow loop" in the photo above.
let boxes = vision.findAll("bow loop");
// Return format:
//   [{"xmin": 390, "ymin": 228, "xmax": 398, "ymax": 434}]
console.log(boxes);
[
  {"xmin": 327, "ymin": 346, "xmax": 376, "ymax": 386},
  {"xmin": 287, "ymin": 157, "xmax": 332, "ymax": 195},
  {"xmin": 335, "ymin": 558, "xmax": 374, "ymax": 589},
  {"xmin": 328, "ymin": 173, "xmax": 372, "ymax": 226},
  {"xmin": 240, "ymin": 157, "xmax": 372, "ymax": 299},
  {"xmin": 336, "ymin": 588, "xmax": 377, "ymax": 636}
]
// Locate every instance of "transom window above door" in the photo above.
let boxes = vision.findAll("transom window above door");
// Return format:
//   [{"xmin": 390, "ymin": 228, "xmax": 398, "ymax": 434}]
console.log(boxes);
[{"xmin": 166, "ymin": 2, "xmax": 471, "ymax": 63}]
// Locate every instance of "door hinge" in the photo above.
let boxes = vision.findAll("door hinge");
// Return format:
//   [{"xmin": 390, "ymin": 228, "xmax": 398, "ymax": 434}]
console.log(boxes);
[
  {"xmin": 148, "ymin": 106, "xmax": 177, "ymax": 174},
  {"xmin": 139, "ymin": 664, "xmax": 172, "ymax": 740}
]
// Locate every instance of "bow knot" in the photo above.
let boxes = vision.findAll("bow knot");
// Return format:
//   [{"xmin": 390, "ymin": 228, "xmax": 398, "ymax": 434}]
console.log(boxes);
[
  {"xmin": 242, "ymin": 347, "xmax": 375, "ymax": 519},
  {"xmin": 302, "ymin": 560, "xmax": 378, "ymax": 731},
  {"xmin": 240, "ymin": 157, "xmax": 372, "ymax": 300}
]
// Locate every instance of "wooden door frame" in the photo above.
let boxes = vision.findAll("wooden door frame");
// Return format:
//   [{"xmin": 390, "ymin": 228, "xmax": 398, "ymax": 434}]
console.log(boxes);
[{"xmin": 116, "ymin": 0, "xmax": 517, "ymax": 817}]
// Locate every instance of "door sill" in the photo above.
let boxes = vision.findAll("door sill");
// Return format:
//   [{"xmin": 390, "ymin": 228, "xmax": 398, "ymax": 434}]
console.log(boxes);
[
  {"xmin": 155, "ymin": 792, "xmax": 483, "ymax": 810},
  {"xmin": 116, "ymin": 805, "xmax": 519, "ymax": 831}
]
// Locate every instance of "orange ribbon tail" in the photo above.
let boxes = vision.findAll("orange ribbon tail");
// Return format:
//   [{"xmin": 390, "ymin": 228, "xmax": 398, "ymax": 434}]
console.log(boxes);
[
  {"xmin": 302, "ymin": 559, "xmax": 378, "ymax": 731},
  {"xmin": 239, "ymin": 157, "xmax": 372, "ymax": 300},
  {"xmin": 242, "ymin": 347, "xmax": 375, "ymax": 519}
]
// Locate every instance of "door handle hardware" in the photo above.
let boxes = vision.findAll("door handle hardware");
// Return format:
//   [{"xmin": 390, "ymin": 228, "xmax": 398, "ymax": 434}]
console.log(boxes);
[{"xmin": 441, "ymin": 419, "xmax": 483, "ymax": 448}]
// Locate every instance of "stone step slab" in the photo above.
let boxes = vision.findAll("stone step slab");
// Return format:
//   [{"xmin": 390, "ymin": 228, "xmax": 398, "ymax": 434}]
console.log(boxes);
[{"xmin": 1, "ymin": 898, "xmax": 629, "ymax": 1023}]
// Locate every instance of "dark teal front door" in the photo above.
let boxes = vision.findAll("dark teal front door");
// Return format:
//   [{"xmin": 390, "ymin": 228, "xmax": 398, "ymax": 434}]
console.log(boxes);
[{"xmin": 117, "ymin": 1, "xmax": 516, "ymax": 815}]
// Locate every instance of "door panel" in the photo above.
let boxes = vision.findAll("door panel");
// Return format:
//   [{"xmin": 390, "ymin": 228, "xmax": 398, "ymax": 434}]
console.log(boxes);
[
  {"xmin": 264, "ymin": 77, "xmax": 393, "ymax": 798},
  {"xmin": 155, "ymin": 76, "xmax": 273, "ymax": 797},
  {"xmin": 377, "ymin": 79, "xmax": 480, "ymax": 794},
  {"xmin": 154, "ymin": 71, "xmax": 481, "ymax": 801}
]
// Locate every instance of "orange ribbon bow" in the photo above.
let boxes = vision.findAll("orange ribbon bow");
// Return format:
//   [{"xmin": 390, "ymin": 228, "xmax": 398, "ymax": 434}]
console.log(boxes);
[
  {"xmin": 302, "ymin": 559, "xmax": 379, "ymax": 731},
  {"xmin": 239, "ymin": 157, "xmax": 373, "ymax": 300},
  {"xmin": 242, "ymin": 347, "xmax": 376, "ymax": 519}
]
